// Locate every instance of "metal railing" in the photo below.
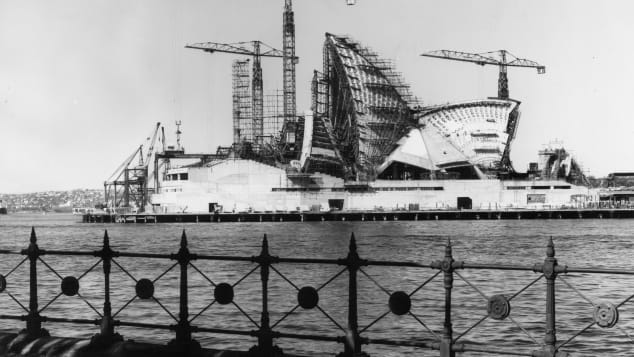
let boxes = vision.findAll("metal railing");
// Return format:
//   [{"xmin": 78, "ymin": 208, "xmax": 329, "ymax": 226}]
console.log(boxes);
[{"xmin": 0, "ymin": 228, "xmax": 633, "ymax": 356}]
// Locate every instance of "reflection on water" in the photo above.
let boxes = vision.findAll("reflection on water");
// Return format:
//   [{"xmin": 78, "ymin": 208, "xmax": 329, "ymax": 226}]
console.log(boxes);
[{"xmin": 0, "ymin": 213, "xmax": 633, "ymax": 356}]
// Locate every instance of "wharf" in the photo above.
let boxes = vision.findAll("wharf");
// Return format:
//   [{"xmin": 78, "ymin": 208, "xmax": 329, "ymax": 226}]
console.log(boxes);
[{"xmin": 83, "ymin": 208, "xmax": 634, "ymax": 223}]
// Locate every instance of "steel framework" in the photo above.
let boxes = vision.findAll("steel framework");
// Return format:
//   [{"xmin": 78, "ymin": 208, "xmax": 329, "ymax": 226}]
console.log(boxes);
[
  {"xmin": 232, "ymin": 59, "xmax": 252, "ymax": 145},
  {"xmin": 103, "ymin": 122, "xmax": 161, "ymax": 212},
  {"xmin": 319, "ymin": 34, "xmax": 420, "ymax": 180}
]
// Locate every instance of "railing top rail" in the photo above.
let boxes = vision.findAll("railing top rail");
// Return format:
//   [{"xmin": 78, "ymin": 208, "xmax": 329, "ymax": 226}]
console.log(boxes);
[
  {"xmin": 563, "ymin": 267, "xmax": 634, "ymax": 275},
  {"xmin": 460, "ymin": 263, "xmax": 537, "ymax": 271},
  {"xmin": 117, "ymin": 252, "xmax": 172, "ymax": 259},
  {"xmin": 5, "ymin": 244, "xmax": 634, "ymax": 276},
  {"xmin": 365, "ymin": 260, "xmax": 431, "ymax": 268},
  {"xmin": 38, "ymin": 249, "xmax": 96, "ymax": 257}
]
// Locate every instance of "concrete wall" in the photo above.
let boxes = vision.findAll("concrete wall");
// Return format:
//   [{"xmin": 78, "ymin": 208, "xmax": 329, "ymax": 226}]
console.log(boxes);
[{"xmin": 151, "ymin": 160, "xmax": 594, "ymax": 213}]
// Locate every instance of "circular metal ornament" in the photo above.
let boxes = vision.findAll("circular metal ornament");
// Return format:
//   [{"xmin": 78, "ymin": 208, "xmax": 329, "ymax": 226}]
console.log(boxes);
[
  {"xmin": 135, "ymin": 278, "xmax": 154, "ymax": 300},
  {"xmin": 297, "ymin": 286, "xmax": 319, "ymax": 309},
  {"xmin": 214, "ymin": 283, "xmax": 234, "ymax": 305},
  {"xmin": 61, "ymin": 276, "xmax": 79, "ymax": 296},
  {"xmin": 389, "ymin": 291, "xmax": 411, "ymax": 316},
  {"xmin": 0, "ymin": 274, "xmax": 6, "ymax": 293},
  {"xmin": 593, "ymin": 303, "xmax": 619, "ymax": 328},
  {"xmin": 440, "ymin": 260, "xmax": 452, "ymax": 272},
  {"xmin": 487, "ymin": 294, "xmax": 511, "ymax": 320}
]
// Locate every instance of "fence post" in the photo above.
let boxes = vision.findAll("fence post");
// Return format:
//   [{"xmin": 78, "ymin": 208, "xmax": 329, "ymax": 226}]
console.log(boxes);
[
  {"xmin": 531, "ymin": 237, "xmax": 559, "ymax": 357},
  {"xmin": 544, "ymin": 237, "xmax": 557, "ymax": 356},
  {"xmin": 250, "ymin": 234, "xmax": 282, "ymax": 356},
  {"xmin": 341, "ymin": 233, "xmax": 366, "ymax": 356},
  {"xmin": 91, "ymin": 230, "xmax": 122, "ymax": 347},
  {"xmin": 169, "ymin": 230, "xmax": 201, "ymax": 356},
  {"xmin": 440, "ymin": 239, "xmax": 455, "ymax": 357},
  {"xmin": 21, "ymin": 227, "xmax": 49, "ymax": 339},
  {"xmin": 530, "ymin": 237, "xmax": 568, "ymax": 357}
]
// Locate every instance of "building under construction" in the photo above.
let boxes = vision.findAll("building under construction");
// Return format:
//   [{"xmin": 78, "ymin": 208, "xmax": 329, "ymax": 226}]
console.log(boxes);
[{"xmin": 105, "ymin": 1, "xmax": 594, "ymax": 213}]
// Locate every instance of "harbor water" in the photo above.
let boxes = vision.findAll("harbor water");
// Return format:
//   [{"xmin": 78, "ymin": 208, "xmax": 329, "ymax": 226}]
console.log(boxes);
[{"xmin": 0, "ymin": 213, "xmax": 633, "ymax": 356}]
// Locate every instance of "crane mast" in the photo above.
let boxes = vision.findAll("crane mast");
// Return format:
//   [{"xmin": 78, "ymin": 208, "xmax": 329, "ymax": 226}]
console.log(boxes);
[
  {"xmin": 252, "ymin": 42, "xmax": 263, "ymax": 147},
  {"xmin": 283, "ymin": 0, "xmax": 297, "ymax": 123}
]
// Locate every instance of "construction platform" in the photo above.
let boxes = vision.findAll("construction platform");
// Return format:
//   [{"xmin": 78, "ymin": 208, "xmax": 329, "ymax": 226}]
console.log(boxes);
[{"xmin": 83, "ymin": 208, "xmax": 634, "ymax": 223}]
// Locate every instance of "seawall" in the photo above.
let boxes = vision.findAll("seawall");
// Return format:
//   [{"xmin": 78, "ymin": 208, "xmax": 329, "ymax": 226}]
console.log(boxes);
[{"xmin": 83, "ymin": 208, "xmax": 634, "ymax": 223}]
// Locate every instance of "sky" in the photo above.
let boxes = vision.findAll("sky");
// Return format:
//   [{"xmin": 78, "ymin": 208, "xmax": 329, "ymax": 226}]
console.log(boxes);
[{"xmin": 1, "ymin": 0, "xmax": 633, "ymax": 193}]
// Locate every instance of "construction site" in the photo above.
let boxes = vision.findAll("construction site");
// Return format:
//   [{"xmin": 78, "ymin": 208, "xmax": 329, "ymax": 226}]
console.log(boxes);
[{"xmin": 102, "ymin": 0, "xmax": 594, "ymax": 214}]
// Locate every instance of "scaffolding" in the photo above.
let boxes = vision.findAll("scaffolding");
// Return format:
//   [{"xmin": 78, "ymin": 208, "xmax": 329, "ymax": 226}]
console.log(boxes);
[
  {"xmin": 262, "ymin": 90, "xmax": 285, "ymax": 147},
  {"xmin": 316, "ymin": 34, "xmax": 420, "ymax": 180},
  {"xmin": 232, "ymin": 60, "xmax": 252, "ymax": 146},
  {"xmin": 311, "ymin": 70, "xmax": 328, "ymax": 117}
]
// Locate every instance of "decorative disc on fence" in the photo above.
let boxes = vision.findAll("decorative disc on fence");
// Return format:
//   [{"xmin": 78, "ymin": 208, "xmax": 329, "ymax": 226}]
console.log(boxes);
[
  {"xmin": 594, "ymin": 302, "xmax": 619, "ymax": 328},
  {"xmin": 214, "ymin": 283, "xmax": 234, "ymax": 305},
  {"xmin": 487, "ymin": 294, "xmax": 511, "ymax": 320},
  {"xmin": 440, "ymin": 260, "xmax": 453, "ymax": 272},
  {"xmin": 297, "ymin": 286, "xmax": 319, "ymax": 309},
  {"xmin": 61, "ymin": 276, "xmax": 79, "ymax": 296},
  {"xmin": 389, "ymin": 291, "xmax": 411, "ymax": 316},
  {"xmin": 0, "ymin": 274, "xmax": 6, "ymax": 293},
  {"xmin": 136, "ymin": 279, "xmax": 155, "ymax": 300}
]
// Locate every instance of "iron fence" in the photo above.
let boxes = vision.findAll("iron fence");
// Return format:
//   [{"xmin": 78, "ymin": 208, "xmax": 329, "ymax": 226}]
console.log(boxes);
[{"xmin": 0, "ymin": 228, "xmax": 633, "ymax": 356}]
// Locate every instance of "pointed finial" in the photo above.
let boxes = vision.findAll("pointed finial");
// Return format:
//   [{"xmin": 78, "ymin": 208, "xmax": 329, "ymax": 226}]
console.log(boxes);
[
  {"xmin": 262, "ymin": 234, "xmax": 269, "ymax": 254},
  {"xmin": 30, "ymin": 227, "xmax": 37, "ymax": 244},
  {"xmin": 349, "ymin": 232, "xmax": 357, "ymax": 252},
  {"xmin": 103, "ymin": 230, "xmax": 110, "ymax": 248},
  {"xmin": 547, "ymin": 236, "xmax": 555, "ymax": 258},
  {"xmin": 445, "ymin": 237, "xmax": 453, "ymax": 258},
  {"xmin": 180, "ymin": 230, "xmax": 188, "ymax": 248}
]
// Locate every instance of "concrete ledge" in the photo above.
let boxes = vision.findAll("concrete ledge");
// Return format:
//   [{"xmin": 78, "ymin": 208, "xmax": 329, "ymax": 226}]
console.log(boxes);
[{"xmin": 0, "ymin": 332, "xmax": 256, "ymax": 357}]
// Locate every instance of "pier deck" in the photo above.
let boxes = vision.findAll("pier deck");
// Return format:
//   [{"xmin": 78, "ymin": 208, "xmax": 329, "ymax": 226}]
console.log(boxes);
[{"xmin": 83, "ymin": 208, "xmax": 634, "ymax": 223}]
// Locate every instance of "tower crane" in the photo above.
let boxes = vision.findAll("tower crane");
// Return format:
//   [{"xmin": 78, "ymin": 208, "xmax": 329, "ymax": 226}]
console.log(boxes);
[
  {"xmin": 185, "ymin": 40, "xmax": 293, "ymax": 147},
  {"xmin": 421, "ymin": 50, "xmax": 545, "ymax": 99}
]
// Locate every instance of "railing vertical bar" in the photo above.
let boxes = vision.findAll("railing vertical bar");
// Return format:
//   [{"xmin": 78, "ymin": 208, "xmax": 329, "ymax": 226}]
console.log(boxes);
[
  {"xmin": 91, "ymin": 230, "xmax": 122, "ymax": 347},
  {"xmin": 22, "ymin": 227, "xmax": 49, "ymax": 339},
  {"xmin": 168, "ymin": 230, "xmax": 201, "ymax": 355},
  {"xmin": 343, "ymin": 233, "xmax": 362, "ymax": 356},
  {"xmin": 531, "ymin": 236, "xmax": 563, "ymax": 357},
  {"xmin": 250, "ymin": 234, "xmax": 279, "ymax": 356},
  {"xmin": 544, "ymin": 237, "xmax": 557, "ymax": 356},
  {"xmin": 440, "ymin": 238, "xmax": 455, "ymax": 357}
]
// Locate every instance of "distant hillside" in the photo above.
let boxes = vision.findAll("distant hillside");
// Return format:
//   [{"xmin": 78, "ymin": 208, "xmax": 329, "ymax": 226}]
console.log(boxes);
[{"xmin": 0, "ymin": 189, "xmax": 103, "ymax": 213}]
